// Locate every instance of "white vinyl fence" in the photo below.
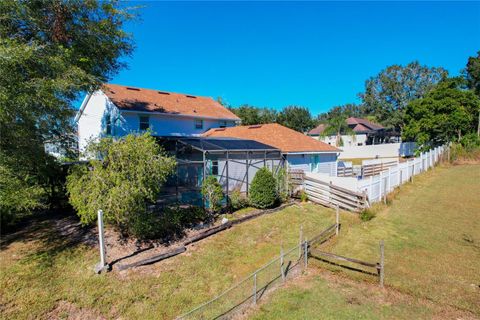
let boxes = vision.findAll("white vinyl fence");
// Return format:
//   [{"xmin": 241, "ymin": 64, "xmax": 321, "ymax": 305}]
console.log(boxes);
[{"xmin": 305, "ymin": 145, "xmax": 447, "ymax": 209}]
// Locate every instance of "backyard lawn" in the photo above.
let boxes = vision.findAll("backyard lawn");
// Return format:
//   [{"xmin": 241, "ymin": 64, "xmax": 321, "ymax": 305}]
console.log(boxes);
[
  {"xmin": 252, "ymin": 164, "xmax": 480, "ymax": 319},
  {"xmin": 1, "ymin": 164, "xmax": 478, "ymax": 319},
  {"xmin": 0, "ymin": 201, "xmax": 334, "ymax": 319}
]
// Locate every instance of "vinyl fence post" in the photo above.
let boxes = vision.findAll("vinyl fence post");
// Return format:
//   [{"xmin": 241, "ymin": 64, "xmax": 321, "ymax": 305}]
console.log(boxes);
[
  {"xmin": 335, "ymin": 205, "xmax": 339, "ymax": 236},
  {"xmin": 280, "ymin": 247, "xmax": 285, "ymax": 282},
  {"xmin": 298, "ymin": 225, "xmax": 303, "ymax": 258},
  {"xmin": 253, "ymin": 273, "xmax": 257, "ymax": 305},
  {"xmin": 379, "ymin": 240, "xmax": 385, "ymax": 287},
  {"xmin": 95, "ymin": 210, "xmax": 107, "ymax": 274},
  {"xmin": 304, "ymin": 239, "xmax": 308, "ymax": 270}
]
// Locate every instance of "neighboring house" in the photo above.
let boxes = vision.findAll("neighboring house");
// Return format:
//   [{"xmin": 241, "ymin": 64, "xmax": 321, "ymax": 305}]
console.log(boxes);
[
  {"xmin": 308, "ymin": 117, "xmax": 399, "ymax": 147},
  {"xmin": 75, "ymin": 84, "xmax": 240, "ymax": 152},
  {"xmin": 203, "ymin": 123, "xmax": 340, "ymax": 176}
]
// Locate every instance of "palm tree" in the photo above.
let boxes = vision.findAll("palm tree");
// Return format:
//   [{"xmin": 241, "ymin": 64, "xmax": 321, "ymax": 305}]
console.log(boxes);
[{"xmin": 321, "ymin": 115, "xmax": 355, "ymax": 147}]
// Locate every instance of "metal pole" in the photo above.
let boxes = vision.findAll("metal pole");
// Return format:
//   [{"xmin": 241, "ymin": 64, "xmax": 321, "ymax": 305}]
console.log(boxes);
[
  {"xmin": 95, "ymin": 210, "xmax": 107, "ymax": 273},
  {"xmin": 335, "ymin": 205, "xmax": 339, "ymax": 236},
  {"xmin": 246, "ymin": 152, "xmax": 250, "ymax": 196},
  {"xmin": 253, "ymin": 273, "xmax": 257, "ymax": 305},
  {"xmin": 379, "ymin": 240, "xmax": 385, "ymax": 287},
  {"xmin": 226, "ymin": 151, "xmax": 230, "ymax": 206}
]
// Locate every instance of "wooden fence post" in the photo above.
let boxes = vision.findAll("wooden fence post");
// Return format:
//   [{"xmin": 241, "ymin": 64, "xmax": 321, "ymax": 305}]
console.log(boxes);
[
  {"xmin": 280, "ymin": 246, "xmax": 285, "ymax": 282},
  {"xmin": 253, "ymin": 273, "xmax": 257, "ymax": 305},
  {"xmin": 304, "ymin": 239, "xmax": 308, "ymax": 270},
  {"xmin": 379, "ymin": 240, "xmax": 385, "ymax": 287},
  {"xmin": 299, "ymin": 225, "xmax": 303, "ymax": 258},
  {"xmin": 335, "ymin": 205, "xmax": 339, "ymax": 236}
]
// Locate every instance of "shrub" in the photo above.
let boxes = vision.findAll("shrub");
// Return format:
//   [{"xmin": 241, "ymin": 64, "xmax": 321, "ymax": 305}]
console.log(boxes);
[
  {"xmin": 274, "ymin": 167, "xmax": 288, "ymax": 203},
  {"xmin": 66, "ymin": 132, "xmax": 176, "ymax": 238},
  {"xmin": 229, "ymin": 189, "xmax": 248, "ymax": 211},
  {"xmin": 201, "ymin": 176, "xmax": 224, "ymax": 213},
  {"xmin": 249, "ymin": 167, "xmax": 277, "ymax": 209},
  {"xmin": 300, "ymin": 190, "xmax": 308, "ymax": 202},
  {"xmin": 131, "ymin": 206, "xmax": 207, "ymax": 240},
  {"xmin": 459, "ymin": 133, "xmax": 480, "ymax": 151},
  {"xmin": 0, "ymin": 164, "xmax": 45, "ymax": 229},
  {"xmin": 360, "ymin": 208, "xmax": 376, "ymax": 221}
]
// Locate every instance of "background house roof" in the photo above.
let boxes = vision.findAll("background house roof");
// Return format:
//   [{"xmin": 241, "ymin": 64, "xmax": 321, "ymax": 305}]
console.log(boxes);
[
  {"xmin": 203, "ymin": 123, "xmax": 339, "ymax": 153},
  {"xmin": 308, "ymin": 117, "xmax": 384, "ymax": 135},
  {"xmin": 102, "ymin": 84, "xmax": 240, "ymax": 120}
]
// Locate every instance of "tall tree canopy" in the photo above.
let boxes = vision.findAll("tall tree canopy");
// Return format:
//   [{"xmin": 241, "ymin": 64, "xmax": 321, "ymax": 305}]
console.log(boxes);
[
  {"xmin": 465, "ymin": 51, "xmax": 480, "ymax": 97},
  {"xmin": 360, "ymin": 61, "xmax": 447, "ymax": 130},
  {"xmin": 229, "ymin": 105, "xmax": 278, "ymax": 125},
  {"xmin": 316, "ymin": 103, "xmax": 365, "ymax": 123},
  {"xmin": 277, "ymin": 105, "xmax": 315, "ymax": 133},
  {"xmin": 403, "ymin": 78, "xmax": 480, "ymax": 149},
  {"xmin": 0, "ymin": 0, "xmax": 134, "ymax": 222}
]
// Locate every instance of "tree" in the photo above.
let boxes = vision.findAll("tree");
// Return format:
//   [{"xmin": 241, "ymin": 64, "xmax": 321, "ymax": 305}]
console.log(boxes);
[
  {"xmin": 316, "ymin": 103, "xmax": 365, "ymax": 123},
  {"xmin": 360, "ymin": 61, "xmax": 447, "ymax": 130},
  {"xmin": 230, "ymin": 105, "xmax": 278, "ymax": 125},
  {"xmin": 0, "ymin": 0, "xmax": 134, "ymax": 221},
  {"xmin": 249, "ymin": 168, "xmax": 277, "ymax": 209},
  {"xmin": 201, "ymin": 176, "xmax": 224, "ymax": 213},
  {"xmin": 277, "ymin": 105, "xmax": 314, "ymax": 133},
  {"xmin": 321, "ymin": 114, "xmax": 355, "ymax": 146},
  {"xmin": 403, "ymin": 78, "xmax": 480, "ymax": 150},
  {"xmin": 66, "ymin": 133, "xmax": 176, "ymax": 237},
  {"xmin": 465, "ymin": 51, "xmax": 480, "ymax": 97}
]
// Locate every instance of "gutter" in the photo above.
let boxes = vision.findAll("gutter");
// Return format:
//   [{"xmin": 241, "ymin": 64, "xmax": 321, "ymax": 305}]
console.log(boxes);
[{"xmin": 74, "ymin": 92, "xmax": 93, "ymax": 123}]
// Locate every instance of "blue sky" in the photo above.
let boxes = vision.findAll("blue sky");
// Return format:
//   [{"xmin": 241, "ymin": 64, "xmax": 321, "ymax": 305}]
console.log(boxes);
[{"xmin": 107, "ymin": 1, "xmax": 480, "ymax": 116}]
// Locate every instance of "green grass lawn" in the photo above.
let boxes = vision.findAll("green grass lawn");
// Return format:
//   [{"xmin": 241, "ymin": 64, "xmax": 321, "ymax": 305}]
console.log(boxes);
[
  {"xmin": 252, "ymin": 164, "xmax": 480, "ymax": 319},
  {"xmin": 0, "ymin": 202, "xmax": 335, "ymax": 320}
]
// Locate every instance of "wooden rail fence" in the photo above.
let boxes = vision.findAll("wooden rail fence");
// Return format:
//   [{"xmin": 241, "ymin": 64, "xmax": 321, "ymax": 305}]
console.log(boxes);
[
  {"xmin": 362, "ymin": 160, "xmax": 398, "ymax": 178},
  {"xmin": 303, "ymin": 175, "xmax": 368, "ymax": 212}
]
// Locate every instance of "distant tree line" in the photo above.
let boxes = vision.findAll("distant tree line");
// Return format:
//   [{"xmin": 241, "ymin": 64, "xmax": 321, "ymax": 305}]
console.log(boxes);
[{"xmin": 227, "ymin": 54, "xmax": 480, "ymax": 150}]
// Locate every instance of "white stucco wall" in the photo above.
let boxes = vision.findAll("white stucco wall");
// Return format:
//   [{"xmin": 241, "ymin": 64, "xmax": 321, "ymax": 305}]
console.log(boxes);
[
  {"xmin": 338, "ymin": 142, "xmax": 416, "ymax": 159},
  {"xmin": 313, "ymin": 134, "xmax": 367, "ymax": 147},
  {"xmin": 286, "ymin": 153, "xmax": 338, "ymax": 176}
]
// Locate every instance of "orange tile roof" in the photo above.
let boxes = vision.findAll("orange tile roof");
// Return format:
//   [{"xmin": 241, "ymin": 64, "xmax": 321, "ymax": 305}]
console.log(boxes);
[
  {"xmin": 102, "ymin": 84, "xmax": 240, "ymax": 121},
  {"xmin": 203, "ymin": 123, "xmax": 339, "ymax": 153}
]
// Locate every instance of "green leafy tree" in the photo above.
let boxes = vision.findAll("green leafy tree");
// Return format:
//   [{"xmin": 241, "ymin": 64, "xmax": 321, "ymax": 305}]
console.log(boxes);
[
  {"xmin": 230, "ymin": 105, "xmax": 278, "ymax": 125},
  {"xmin": 360, "ymin": 61, "xmax": 447, "ymax": 130},
  {"xmin": 201, "ymin": 176, "xmax": 224, "ymax": 213},
  {"xmin": 249, "ymin": 167, "xmax": 277, "ymax": 209},
  {"xmin": 278, "ymin": 105, "xmax": 314, "ymax": 133},
  {"xmin": 321, "ymin": 115, "xmax": 355, "ymax": 146},
  {"xmin": 403, "ymin": 78, "xmax": 480, "ymax": 150},
  {"xmin": 0, "ymin": 0, "xmax": 134, "ymax": 222},
  {"xmin": 465, "ymin": 51, "xmax": 480, "ymax": 97},
  {"xmin": 316, "ymin": 103, "xmax": 365, "ymax": 123},
  {"xmin": 66, "ymin": 133, "xmax": 176, "ymax": 237}
]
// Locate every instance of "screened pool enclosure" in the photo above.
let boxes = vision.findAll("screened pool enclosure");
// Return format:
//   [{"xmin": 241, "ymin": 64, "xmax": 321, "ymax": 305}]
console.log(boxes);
[{"xmin": 157, "ymin": 137, "xmax": 285, "ymax": 206}]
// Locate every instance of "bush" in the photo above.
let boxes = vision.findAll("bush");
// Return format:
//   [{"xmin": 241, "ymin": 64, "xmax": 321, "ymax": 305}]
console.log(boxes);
[
  {"xmin": 300, "ymin": 190, "xmax": 308, "ymax": 202},
  {"xmin": 201, "ymin": 176, "xmax": 224, "ymax": 213},
  {"xmin": 274, "ymin": 167, "xmax": 288, "ymax": 203},
  {"xmin": 131, "ymin": 206, "xmax": 207, "ymax": 240},
  {"xmin": 66, "ymin": 132, "xmax": 176, "ymax": 238},
  {"xmin": 459, "ymin": 133, "xmax": 480, "ymax": 151},
  {"xmin": 249, "ymin": 167, "xmax": 277, "ymax": 209},
  {"xmin": 360, "ymin": 208, "xmax": 376, "ymax": 221},
  {"xmin": 0, "ymin": 164, "xmax": 45, "ymax": 229},
  {"xmin": 229, "ymin": 189, "xmax": 248, "ymax": 211}
]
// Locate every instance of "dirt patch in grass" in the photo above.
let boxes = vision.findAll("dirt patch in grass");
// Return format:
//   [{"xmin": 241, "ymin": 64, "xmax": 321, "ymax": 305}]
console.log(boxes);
[{"xmin": 46, "ymin": 301, "xmax": 105, "ymax": 320}]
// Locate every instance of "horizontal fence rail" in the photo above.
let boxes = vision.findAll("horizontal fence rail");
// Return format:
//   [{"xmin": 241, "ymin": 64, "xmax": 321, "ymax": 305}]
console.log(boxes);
[{"xmin": 301, "ymin": 145, "xmax": 446, "ymax": 212}]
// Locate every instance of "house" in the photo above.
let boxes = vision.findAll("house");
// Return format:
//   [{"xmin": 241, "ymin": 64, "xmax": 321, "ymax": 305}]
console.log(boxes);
[
  {"xmin": 203, "ymin": 123, "xmax": 340, "ymax": 176},
  {"xmin": 308, "ymin": 117, "xmax": 399, "ymax": 147},
  {"xmin": 75, "ymin": 84, "xmax": 240, "ymax": 152}
]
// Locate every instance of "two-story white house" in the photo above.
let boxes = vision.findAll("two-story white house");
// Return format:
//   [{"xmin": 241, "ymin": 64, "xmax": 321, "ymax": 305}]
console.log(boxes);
[{"xmin": 75, "ymin": 83, "xmax": 240, "ymax": 152}]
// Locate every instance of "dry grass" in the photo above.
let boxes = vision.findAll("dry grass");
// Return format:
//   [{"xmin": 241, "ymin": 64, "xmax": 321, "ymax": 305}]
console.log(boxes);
[{"xmin": 251, "ymin": 164, "xmax": 480, "ymax": 319}]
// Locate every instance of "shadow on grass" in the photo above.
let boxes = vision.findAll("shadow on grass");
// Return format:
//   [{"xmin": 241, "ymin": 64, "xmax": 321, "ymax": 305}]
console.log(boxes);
[
  {"xmin": 311, "ymin": 255, "xmax": 379, "ymax": 277},
  {"xmin": 1, "ymin": 210, "xmax": 96, "ymax": 269}
]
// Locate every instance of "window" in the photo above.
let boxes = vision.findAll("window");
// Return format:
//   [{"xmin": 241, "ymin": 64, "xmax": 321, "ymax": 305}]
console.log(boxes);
[
  {"xmin": 105, "ymin": 116, "xmax": 112, "ymax": 135},
  {"xmin": 195, "ymin": 119, "xmax": 203, "ymax": 129},
  {"xmin": 139, "ymin": 116, "xmax": 150, "ymax": 131},
  {"xmin": 219, "ymin": 120, "xmax": 227, "ymax": 128}
]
